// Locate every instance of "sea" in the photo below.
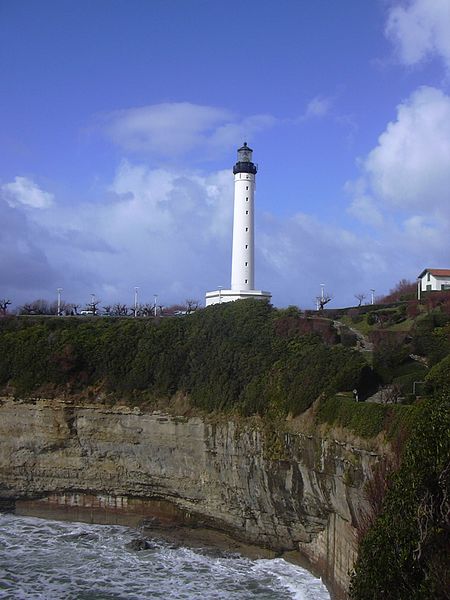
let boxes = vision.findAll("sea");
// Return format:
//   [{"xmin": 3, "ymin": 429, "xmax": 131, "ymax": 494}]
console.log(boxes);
[{"xmin": 0, "ymin": 514, "xmax": 330, "ymax": 600}]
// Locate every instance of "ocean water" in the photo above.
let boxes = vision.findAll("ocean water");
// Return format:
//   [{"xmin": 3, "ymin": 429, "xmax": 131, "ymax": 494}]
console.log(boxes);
[{"xmin": 0, "ymin": 514, "xmax": 330, "ymax": 600}]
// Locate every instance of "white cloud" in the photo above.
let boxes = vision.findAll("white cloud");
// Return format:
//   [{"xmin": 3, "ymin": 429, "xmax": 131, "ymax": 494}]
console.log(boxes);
[
  {"xmin": 10, "ymin": 161, "xmax": 235, "ymax": 306},
  {"xmin": 303, "ymin": 95, "xmax": 333, "ymax": 119},
  {"xmin": 101, "ymin": 102, "xmax": 276, "ymax": 157},
  {"xmin": 348, "ymin": 194, "xmax": 384, "ymax": 228},
  {"xmin": 257, "ymin": 212, "xmax": 391, "ymax": 307},
  {"xmin": 352, "ymin": 86, "xmax": 450, "ymax": 217},
  {"xmin": 5, "ymin": 85, "xmax": 450, "ymax": 308},
  {"xmin": 386, "ymin": 0, "xmax": 450, "ymax": 70},
  {"xmin": 342, "ymin": 85, "xmax": 450, "ymax": 295},
  {"xmin": 1, "ymin": 176, "xmax": 54, "ymax": 209}
]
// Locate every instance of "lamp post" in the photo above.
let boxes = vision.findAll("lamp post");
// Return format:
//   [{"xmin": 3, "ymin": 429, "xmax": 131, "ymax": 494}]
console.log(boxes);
[
  {"xmin": 153, "ymin": 294, "xmax": 158, "ymax": 317},
  {"xmin": 218, "ymin": 286, "xmax": 223, "ymax": 304},
  {"xmin": 370, "ymin": 289, "xmax": 375, "ymax": 305},
  {"xmin": 134, "ymin": 287, "xmax": 139, "ymax": 318},
  {"xmin": 320, "ymin": 283, "xmax": 325, "ymax": 301},
  {"xmin": 57, "ymin": 288, "xmax": 63, "ymax": 316}
]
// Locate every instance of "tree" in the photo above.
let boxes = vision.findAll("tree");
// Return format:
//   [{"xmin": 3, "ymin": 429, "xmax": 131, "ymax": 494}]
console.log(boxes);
[
  {"xmin": 378, "ymin": 279, "xmax": 417, "ymax": 303},
  {"xmin": 315, "ymin": 293, "xmax": 333, "ymax": 310},
  {"xmin": 84, "ymin": 298, "xmax": 102, "ymax": 316},
  {"xmin": 18, "ymin": 299, "xmax": 51, "ymax": 315},
  {"xmin": 355, "ymin": 293, "xmax": 366, "ymax": 307},
  {"xmin": 0, "ymin": 299, "xmax": 11, "ymax": 315},
  {"xmin": 163, "ymin": 303, "xmax": 187, "ymax": 316},
  {"xmin": 185, "ymin": 298, "xmax": 200, "ymax": 314},
  {"xmin": 111, "ymin": 303, "xmax": 128, "ymax": 316}
]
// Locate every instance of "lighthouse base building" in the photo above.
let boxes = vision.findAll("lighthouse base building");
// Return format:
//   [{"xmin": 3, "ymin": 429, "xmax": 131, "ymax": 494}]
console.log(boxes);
[
  {"xmin": 205, "ymin": 288, "xmax": 271, "ymax": 306},
  {"xmin": 206, "ymin": 143, "xmax": 271, "ymax": 307}
]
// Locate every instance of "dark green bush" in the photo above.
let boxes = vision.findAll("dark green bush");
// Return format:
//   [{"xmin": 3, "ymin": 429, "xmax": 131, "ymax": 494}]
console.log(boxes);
[
  {"xmin": 0, "ymin": 302, "xmax": 373, "ymax": 418},
  {"xmin": 425, "ymin": 355, "xmax": 450, "ymax": 395},
  {"xmin": 350, "ymin": 395, "xmax": 450, "ymax": 599}
]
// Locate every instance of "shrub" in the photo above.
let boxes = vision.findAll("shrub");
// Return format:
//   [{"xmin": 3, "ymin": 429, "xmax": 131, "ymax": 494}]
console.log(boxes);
[
  {"xmin": 425, "ymin": 355, "xmax": 450, "ymax": 395},
  {"xmin": 350, "ymin": 395, "xmax": 450, "ymax": 599}
]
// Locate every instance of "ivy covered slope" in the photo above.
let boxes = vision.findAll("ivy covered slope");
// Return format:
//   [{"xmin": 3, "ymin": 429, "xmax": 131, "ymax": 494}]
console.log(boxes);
[{"xmin": 0, "ymin": 300, "xmax": 370, "ymax": 417}]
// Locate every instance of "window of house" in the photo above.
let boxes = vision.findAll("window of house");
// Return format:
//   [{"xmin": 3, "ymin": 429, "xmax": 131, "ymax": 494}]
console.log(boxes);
[
  {"xmin": 426, "ymin": 284, "xmax": 432, "ymax": 291},
  {"xmin": 245, "ymin": 279, "xmax": 248, "ymax": 284},
  {"xmin": 245, "ymin": 227, "xmax": 248, "ymax": 231},
  {"xmin": 245, "ymin": 262, "xmax": 248, "ymax": 266},
  {"xmin": 246, "ymin": 186, "xmax": 248, "ymax": 190},
  {"xmin": 245, "ymin": 244, "xmax": 248, "ymax": 249},
  {"xmin": 246, "ymin": 210, "xmax": 248, "ymax": 214},
  {"xmin": 246, "ymin": 197, "xmax": 248, "ymax": 201},
  {"xmin": 427, "ymin": 272, "xmax": 431, "ymax": 281}
]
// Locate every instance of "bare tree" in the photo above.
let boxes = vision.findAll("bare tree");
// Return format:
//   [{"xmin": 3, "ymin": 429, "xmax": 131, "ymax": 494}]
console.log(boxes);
[
  {"xmin": 315, "ymin": 293, "xmax": 333, "ymax": 311},
  {"xmin": 354, "ymin": 293, "xmax": 366, "ymax": 307},
  {"xmin": 49, "ymin": 300, "xmax": 73, "ymax": 315},
  {"xmin": 103, "ymin": 305, "xmax": 112, "ymax": 316},
  {"xmin": 18, "ymin": 299, "xmax": 51, "ymax": 315},
  {"xmin": 163, "ymin": 303, "xmax": 186, "ymax": 316},
  {"xmin": 0, "ymin": 298, "xmax": 11, "ymax": 315},
  {"xmin": 138, "ymin": 303, "xmax": 152, "ymax": 317},
  {"xmin": 185, "ymin": 298, "xmax": 200, "ymax": 314},
  {"xmin": 83, "ymin": 298, "xmax": 102, "ymax": 316},
  {"xmin": 111, "ymin": 303, "xmax": 128, "ymax": 316}
]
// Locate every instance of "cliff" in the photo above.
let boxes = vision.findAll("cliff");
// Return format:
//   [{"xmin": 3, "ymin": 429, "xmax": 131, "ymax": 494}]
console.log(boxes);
[{"xmin": 0, "ymin": 397, "xmax": 380, "ymax": 599}]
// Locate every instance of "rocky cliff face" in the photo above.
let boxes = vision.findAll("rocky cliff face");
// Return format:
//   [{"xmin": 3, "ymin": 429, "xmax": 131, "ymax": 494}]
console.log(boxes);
[{"xmin": 0, "ymin": 398, "xmax": 380, "ymax": 599}]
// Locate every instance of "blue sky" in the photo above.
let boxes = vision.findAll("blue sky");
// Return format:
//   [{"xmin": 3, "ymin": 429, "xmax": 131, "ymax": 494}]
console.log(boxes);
[{"xmin": 1, "ymin": 0, "xmax": 450, "ymax": 309}]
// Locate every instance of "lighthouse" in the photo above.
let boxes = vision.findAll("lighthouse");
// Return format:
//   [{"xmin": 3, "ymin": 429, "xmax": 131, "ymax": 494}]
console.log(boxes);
[{"xmin": 205, "ymin": 143, "xmax": 271, "ymax": 306}]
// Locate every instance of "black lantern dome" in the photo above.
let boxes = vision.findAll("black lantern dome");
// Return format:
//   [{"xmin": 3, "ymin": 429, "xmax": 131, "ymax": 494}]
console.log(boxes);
[{"xmin": 233, "ymin": 142, "xmax": 257, "ymax": 175}]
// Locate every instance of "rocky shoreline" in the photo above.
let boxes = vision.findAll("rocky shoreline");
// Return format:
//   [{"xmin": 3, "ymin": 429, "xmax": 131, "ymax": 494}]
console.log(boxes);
[
  {"xmin": 9, "ymin": 496, "xmax": 329, "ymax": 594},
  {"xmin": 0, "ymin": 398, "xmax": 381, "ymax": 599}
]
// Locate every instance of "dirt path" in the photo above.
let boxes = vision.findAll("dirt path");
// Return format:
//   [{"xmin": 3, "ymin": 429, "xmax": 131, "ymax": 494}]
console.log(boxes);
[{"xmin": 334, "ymin": 320, "xmax": 374, "ymax": 353}]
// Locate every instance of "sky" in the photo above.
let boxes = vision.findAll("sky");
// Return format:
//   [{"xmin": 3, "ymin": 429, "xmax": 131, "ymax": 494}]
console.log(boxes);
[{"xmin": 1, "ymin": 0, "xmax": 450, "ymax": 310}]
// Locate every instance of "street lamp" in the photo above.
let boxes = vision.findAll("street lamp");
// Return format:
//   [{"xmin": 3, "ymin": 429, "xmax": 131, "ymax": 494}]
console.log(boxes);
[
  {"xmin": 370, "ymin": 289, "xmax": 375, "ymax": 305},
  {"xmin": 218, "ymin": 286, "xmax": 223, "ymax": 304},
  {"xmin": 153, "ymin": 294, "xmax": 158, "ymax": 317},
  {"xmin": 134, "ymin": 287, "xmax": 139, "ymax": 318},
  {"xmin": 57, "ymin": 288, "xmax": 63, "ymax": 316},
  {"xmin": 320, "ymin": 283, "xmax": 325, "ymax": 300}
]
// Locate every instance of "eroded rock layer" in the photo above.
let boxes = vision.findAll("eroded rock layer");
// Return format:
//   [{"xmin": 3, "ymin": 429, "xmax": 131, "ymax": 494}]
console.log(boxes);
[{"xmin": 0, "ymin": 398, "xmax": 379, "ymax": 599}]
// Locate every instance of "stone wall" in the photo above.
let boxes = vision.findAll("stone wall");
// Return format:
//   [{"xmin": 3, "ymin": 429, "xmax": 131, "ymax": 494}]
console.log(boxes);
[{"xmin": 0, "ymin": 398, "xmax": 380, "ymax": 599}]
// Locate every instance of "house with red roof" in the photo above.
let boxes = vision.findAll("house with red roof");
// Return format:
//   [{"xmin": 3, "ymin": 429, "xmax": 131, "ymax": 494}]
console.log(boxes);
[{"xmin": 418, "ymin": 268, "xmax": 450, "ymax": 299}]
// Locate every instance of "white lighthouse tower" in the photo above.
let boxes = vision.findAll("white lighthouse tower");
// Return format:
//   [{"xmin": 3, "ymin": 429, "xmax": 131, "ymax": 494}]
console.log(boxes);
[{"xmin": 205, "ymin": 143, "xmax": 271, "ymax": 306}]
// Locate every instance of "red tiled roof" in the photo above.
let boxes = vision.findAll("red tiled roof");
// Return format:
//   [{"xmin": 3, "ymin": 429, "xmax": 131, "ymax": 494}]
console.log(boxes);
[{"xmin": 419, "ymin": 268, "xmax": 450, "ymax": 278}]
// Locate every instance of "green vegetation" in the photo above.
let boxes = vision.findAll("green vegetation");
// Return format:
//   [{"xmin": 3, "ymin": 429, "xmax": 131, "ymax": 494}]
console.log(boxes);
[
  {"xmin": 2, "ymin": 294, "xmax": 450, "ymax": 597},
  {"xmin": 350, "ymin": 395, "xmax": 450, "ymax": 600},
  {"xmin": 0, "ymin": 301, "xmax": 370, "ymax": 417},
  {"xmin": 316, "ymin": 395, "xmax": 418, "ymax": 440}
]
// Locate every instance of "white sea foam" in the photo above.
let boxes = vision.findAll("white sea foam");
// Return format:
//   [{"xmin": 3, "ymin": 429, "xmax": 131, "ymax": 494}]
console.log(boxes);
[{"xmin": 0, "ymin": 514, "xmax": 330, "ymax": 599}]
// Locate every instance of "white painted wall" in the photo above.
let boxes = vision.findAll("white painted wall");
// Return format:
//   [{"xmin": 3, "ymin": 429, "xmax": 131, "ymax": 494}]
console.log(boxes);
[
  {"xmin": 231, "ymin": 172, "xmax": 255, "ymax": 291},
  {"xmin": 419, "ymin": 273, "xmax": 450, "ymax": 291}
]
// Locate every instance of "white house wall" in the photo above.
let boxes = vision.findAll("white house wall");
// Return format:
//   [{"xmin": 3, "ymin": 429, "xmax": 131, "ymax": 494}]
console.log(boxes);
[{"xmin": 420, "ymin": 274, "xmax": 450, "ymax": 291}]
